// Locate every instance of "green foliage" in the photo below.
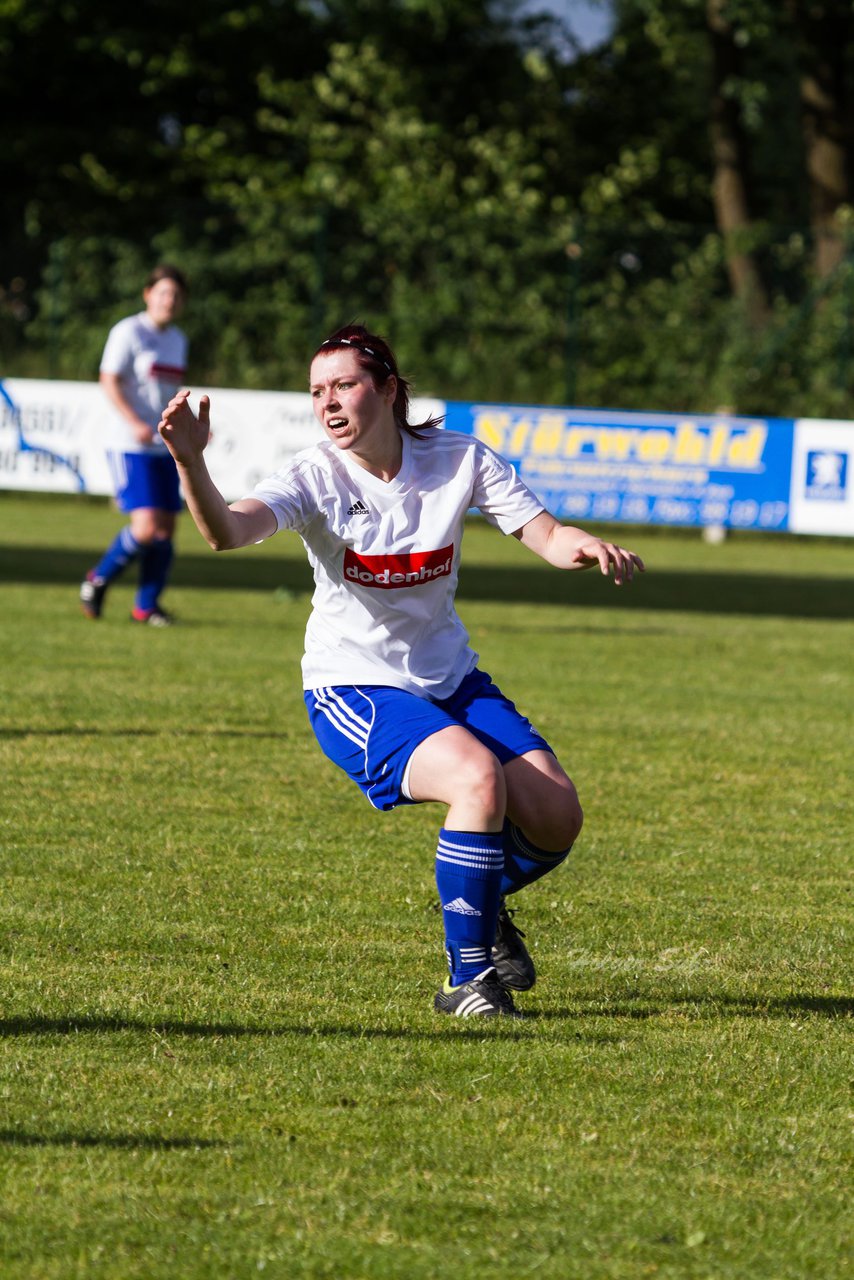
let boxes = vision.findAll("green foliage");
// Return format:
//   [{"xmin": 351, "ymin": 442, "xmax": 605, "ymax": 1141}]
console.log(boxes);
[
  {"xmin": 3, "ymin": 1, "xmax": 854, "ymax": 411},
  {"xmin": 0, "ymin": 494, "xmax": 852, "ymax": 1278}
]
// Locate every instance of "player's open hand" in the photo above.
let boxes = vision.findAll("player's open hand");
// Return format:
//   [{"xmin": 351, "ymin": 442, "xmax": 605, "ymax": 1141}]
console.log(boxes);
[
  {"xmin": 158, "ymin": 389, "xmax": 211, "ymax": 464},
  {"xmin": 570, "ymin": 537, "xmax": 645, "ymax": 585}
]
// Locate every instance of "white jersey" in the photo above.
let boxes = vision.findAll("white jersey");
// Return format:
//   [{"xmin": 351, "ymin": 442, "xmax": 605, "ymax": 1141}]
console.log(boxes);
[
  {"xmin": 249, "ymin": 427, "xmax": 544, "ymax": 698},
  {"xmin": 100, "ymin": 312, "xmax": 188, "ymax": 454}
]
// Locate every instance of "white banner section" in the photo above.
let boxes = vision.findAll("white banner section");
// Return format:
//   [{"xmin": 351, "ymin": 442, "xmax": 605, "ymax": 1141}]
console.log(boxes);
[
  {"xmin": 0, "ymin": 378, "xmax": 445, "ymax": 502},
  {"xmin": 788, "ymin": 418, "xmax": 854, "ymax": 536}
]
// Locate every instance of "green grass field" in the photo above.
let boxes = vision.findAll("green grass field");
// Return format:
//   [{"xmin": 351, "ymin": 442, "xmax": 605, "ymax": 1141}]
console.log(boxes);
[{"xmin": 1, "ymin": 493, "xmax": 851, "ymax": 1279}]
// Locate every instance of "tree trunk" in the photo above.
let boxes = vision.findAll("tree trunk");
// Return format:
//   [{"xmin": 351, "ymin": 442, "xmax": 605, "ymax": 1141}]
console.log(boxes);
[
  {"xmin": 789, "ymin": 0, "xmax": 851, "ymax": 278},
  {"xmin": 706, "ymin": 0, "xmax": 769, "ymax": 322}
]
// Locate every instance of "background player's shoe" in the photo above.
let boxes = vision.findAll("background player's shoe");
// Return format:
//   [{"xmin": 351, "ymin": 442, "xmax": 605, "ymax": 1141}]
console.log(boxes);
[
  {"xmin": 492, "ymin": 899, "xmax": 536, "ymax": 991},
  {"xmin": 130, "ymin": 606, "xmax": 175, "ymax": 627},
  {"xmin": 80, "ymin": 573, "xmax": 108, "ymax": 619},
  {"xmin": 434, "ymin": 967, "xmax": 522, "ymax": 1018}
]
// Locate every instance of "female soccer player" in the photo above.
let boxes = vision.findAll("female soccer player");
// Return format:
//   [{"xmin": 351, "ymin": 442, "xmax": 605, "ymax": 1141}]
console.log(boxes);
[
  {"xmin": 158, "ymin": 325, "xmax": 644, "ymax": 1017},
  {"xmin": 80, "ymin": 264, "xmax": 189, "ymax": 626}
]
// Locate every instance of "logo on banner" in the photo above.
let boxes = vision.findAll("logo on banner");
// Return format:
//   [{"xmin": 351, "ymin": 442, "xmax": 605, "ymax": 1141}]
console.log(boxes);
[
  {"xmin": 804, "ymin": 450, "xmax": 848, "ymax": 502},
  {"xmin": 343, "ymin": 544, "xmax": 454, "ymax": 589}
]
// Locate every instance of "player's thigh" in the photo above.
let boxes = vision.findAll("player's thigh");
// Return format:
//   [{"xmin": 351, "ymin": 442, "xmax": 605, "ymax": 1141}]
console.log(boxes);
[
  {"xmin": 406, "ymin": 725, "xmax": 506, "ymax": 810},
  {"xmin": 503, "ymin": 749, "xmax": 583, "ymax": 849}
]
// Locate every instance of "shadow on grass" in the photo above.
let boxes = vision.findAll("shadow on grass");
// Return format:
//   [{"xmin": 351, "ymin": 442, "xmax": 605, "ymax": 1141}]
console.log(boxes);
[
  {"xmin": 2, "ymin": 544, "xmax": 853, "ymax": 619},
  {"xmin": 0, "ymin": 727, "xmax": 287, "ymax": 740},
  {"xmin": 533, "ymin": 992, "xmax": 853, "ymax": 1021},
  {"xmin": 0, "ymin": 1129, "xmax": 225, "ymax": 1150},
  {"xmin": 1, "ymin": 994, "xmax": 849, "ymax": 1042},
  {"xmin": 0, "ymin": 1013, "xmax": 619, "ymax": 1045}
]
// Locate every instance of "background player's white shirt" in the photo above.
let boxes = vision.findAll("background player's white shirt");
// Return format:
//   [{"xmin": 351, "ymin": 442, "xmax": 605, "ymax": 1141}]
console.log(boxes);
[
  {"xmin": 249, "ymin": 427, "xmax": 544, "ymax": 698},
  {"xmin": 100, "ymin": 312, "xmax": 188, "ymax": 454}
]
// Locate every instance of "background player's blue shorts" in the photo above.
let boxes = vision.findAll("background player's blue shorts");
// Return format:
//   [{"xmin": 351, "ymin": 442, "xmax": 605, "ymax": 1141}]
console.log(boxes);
[
  {"xmin": 108, "ymin": 451, "xmax": 182, "ymax": 513},
  {"xmin": 304, "ymin": 667, "xmax": 554, "ymax": 811}
]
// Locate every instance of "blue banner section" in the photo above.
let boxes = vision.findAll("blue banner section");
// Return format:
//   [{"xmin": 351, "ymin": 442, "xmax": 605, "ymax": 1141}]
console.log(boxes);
[{"xmin": 445, "ymin": 402, "xmax": 795, "ymax": 531}]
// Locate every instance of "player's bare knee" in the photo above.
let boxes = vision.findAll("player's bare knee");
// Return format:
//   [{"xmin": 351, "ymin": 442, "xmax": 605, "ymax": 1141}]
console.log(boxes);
[
  {"xmin": 564, "ymin": 793, "xmax": 584, "ymax": 846},
  {"xmin": 130, "ymin": 516, "xmax": 157, "ymax": 544},
  {"xmin": 557, "ymin": 788, "xmax": 583, "ymax": 845},
  {"xmin": 551, "ymin": 782, "xmax": 582, "ymax": 846},
  {"xmin": 528, "ymin": 789, "xmax": 583, "ymax": 851},
  {"xmin": 469, "ymin": 754, "xmax": 506, "ymax": 814},
  {"xmin": 452, "ymin": 749, "xmax": 506, "ymax": 818},
  {"xmin": 131, "ymin": 510, "xmax": 173, "ymax": 543}
]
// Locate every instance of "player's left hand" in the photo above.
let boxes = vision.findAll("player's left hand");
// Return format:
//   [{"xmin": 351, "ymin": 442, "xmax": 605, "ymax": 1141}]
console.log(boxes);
[{"xmin": 570, "ymin": 538, "xmax": 645, "ymax": 585}]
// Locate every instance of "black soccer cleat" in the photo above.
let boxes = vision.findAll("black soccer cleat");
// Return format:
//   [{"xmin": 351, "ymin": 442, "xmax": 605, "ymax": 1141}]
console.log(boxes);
[
  {"xmin": 434, "ymin": 966, "xmax": 522, "ymax": 1018},
  {"xmin": 80, "ymin": 573, "xmax": 108, "ymax": 619},
  {"xmin": 491, "ymin": 898, "xmax": 536, "ymax": 991}
]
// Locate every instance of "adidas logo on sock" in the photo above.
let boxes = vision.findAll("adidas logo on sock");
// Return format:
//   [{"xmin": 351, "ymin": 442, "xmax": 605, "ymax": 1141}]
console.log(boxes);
[
  {"xmin": 442, "ymin": 897, "xmax": 481, "ymax": 916},
  {"xmin": 347, "ymin": 499, "xmax": 370, "ymax": 516}
]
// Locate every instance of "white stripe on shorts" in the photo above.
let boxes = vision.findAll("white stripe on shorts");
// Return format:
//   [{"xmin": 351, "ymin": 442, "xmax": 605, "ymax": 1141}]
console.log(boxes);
[
  {"xmin": 107, "ymin": 451, "xmax": 128, "ymax": 493},
  {"xmin": 314, "ymin": 686, "xmax": 370, "ymax": 750}
]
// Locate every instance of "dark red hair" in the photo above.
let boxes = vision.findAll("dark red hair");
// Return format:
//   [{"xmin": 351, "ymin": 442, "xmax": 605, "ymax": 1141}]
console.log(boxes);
[{"xmin": 312, "ymin": 325, "xmax": 443, "ymax": 438}]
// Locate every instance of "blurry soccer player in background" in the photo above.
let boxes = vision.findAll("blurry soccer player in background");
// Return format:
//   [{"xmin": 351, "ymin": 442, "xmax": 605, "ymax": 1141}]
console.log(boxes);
[{"xmin": 80, "ymin": 264, "xmax": 189, "ymax": 627}]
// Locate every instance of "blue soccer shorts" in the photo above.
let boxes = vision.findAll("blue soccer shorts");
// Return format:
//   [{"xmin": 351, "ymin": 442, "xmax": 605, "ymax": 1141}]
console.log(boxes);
[
  {"xmin": 304, "ymin": 667, "xmax": 554, "ymax": 811},
  {"xmin": 108, "ymin": 451, "xmax": 182, "ymax": 513}
]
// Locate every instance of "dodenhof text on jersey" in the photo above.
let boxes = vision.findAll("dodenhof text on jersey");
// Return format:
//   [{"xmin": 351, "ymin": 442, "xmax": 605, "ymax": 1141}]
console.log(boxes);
[{"xmin": 343, "ymin": 545, "xmax": 454, "ymax": 589}]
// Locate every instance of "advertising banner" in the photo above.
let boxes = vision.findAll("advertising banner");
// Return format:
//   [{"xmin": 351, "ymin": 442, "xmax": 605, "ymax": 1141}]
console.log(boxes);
[
  {"xmin": 2, "ymin": 378, "xmax": 852, "ymax": 535},
  {"xmin": 0, "ymin": 377, "xmax": 441, "ymax": 502},
  {"xmin": 444, "ymin": 402, "xmax": 795, "ymax": 532},
  {"xmin": 0, "ymin": 378, "xmax": 108, "ymax": 495},
  {"xmin": 0, "ymin": 378, "xmax": 327, "ymax": 501}
]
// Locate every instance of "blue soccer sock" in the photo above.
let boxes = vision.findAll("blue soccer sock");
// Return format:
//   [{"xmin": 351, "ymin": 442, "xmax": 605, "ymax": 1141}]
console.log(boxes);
[
  {"xmin": 435, "ymin": 828, "xmax": 504, "ymax": 987},
  {"xmin": 91, "ymin": 526, "xmax": 143, "ymax": 584},
  {"xmin": 135, "ymin": 537, "xmax": 174, "ymax": 613},
  {"xmin": 500, "ymin": 820, "xmax": 573, "ymax": 897}
]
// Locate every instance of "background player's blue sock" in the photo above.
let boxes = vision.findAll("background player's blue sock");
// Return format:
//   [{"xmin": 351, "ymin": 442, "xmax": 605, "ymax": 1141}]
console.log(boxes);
[
  {"xmin": 500, "ymin": 820, "xmax": 573, "ymax": 896},
  {"xmin": 435, "ymin": 828, "xmax": 504, "ymax": 986},
  {"xmin": 92, "ymin": 526, "xmax": 143, "ymax": 584},
  {"xmin": 135, "ymin": 537, "xmax": 174, "ymax": 613}
]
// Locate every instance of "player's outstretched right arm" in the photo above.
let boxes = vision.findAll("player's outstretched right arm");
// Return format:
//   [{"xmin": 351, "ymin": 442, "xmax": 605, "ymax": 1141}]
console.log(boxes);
[{"xmin": 159, "ymin": 389, "xmax": 277, "ymax": 551}]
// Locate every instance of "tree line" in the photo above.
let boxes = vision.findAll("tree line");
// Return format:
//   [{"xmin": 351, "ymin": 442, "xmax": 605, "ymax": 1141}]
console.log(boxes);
[{"xmin": 2, "ymin": 0, "xmax": 853, "ymax": 415}]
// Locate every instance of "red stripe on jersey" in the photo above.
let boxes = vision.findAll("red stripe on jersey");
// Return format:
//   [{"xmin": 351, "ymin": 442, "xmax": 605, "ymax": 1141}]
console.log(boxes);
[
  {"xmin": 343, "ymin": 544, "xmax": 454, "ymax": 589},
  {"xmin": 150, "ymin": 363, "xmax": 186, "ymax": 380}
]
